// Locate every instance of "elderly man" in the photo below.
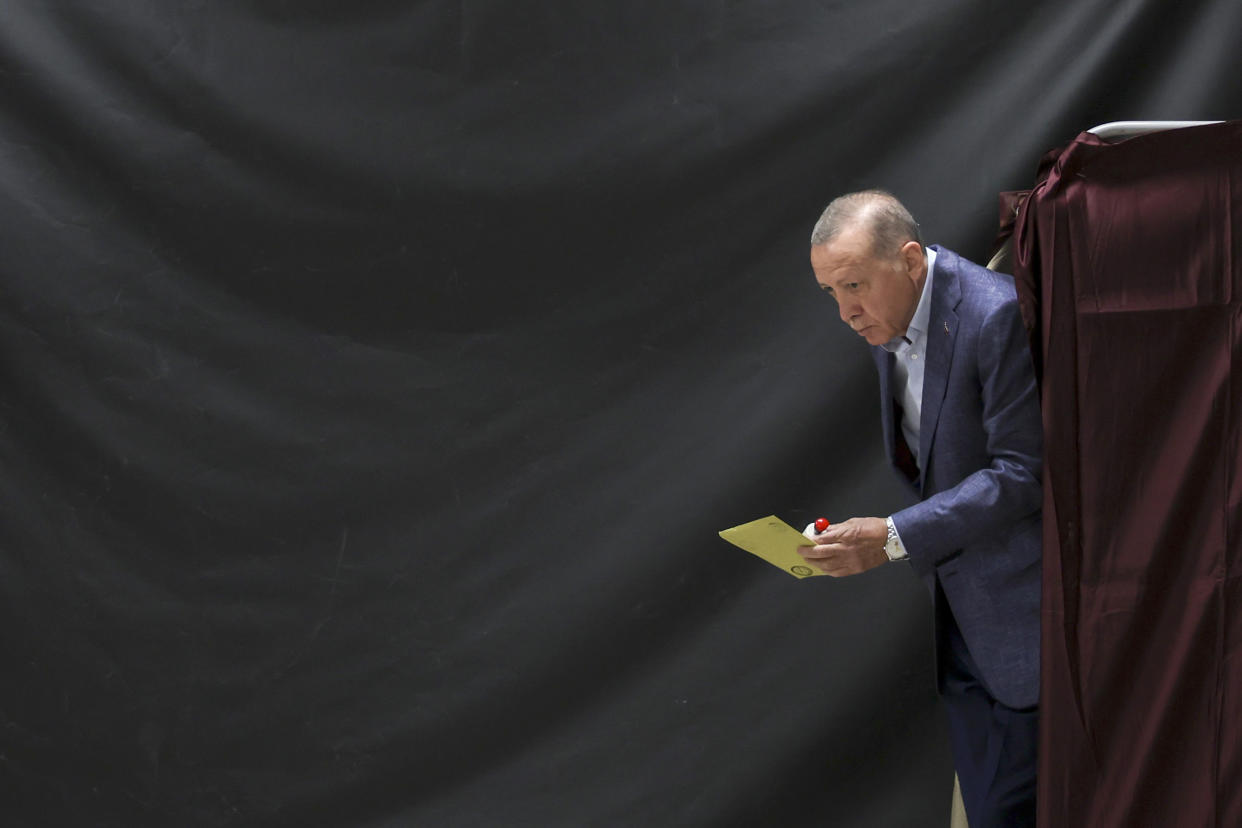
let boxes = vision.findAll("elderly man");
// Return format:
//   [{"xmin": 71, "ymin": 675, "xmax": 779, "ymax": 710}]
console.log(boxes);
[{"xmin": 801, "ymin": 190, "xmax": 1042, "ymax": 827}]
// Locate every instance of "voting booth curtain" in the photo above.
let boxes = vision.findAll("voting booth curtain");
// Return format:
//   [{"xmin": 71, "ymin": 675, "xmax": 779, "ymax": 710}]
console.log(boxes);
[{"xmin": 1012, "ymin": 121, "xmax": 1242, "ymax": 828}]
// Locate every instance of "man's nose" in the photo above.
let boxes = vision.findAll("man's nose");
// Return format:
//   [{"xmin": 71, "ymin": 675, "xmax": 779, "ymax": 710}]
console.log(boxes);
[{"xmin": 839, "ymin": 302, "xmax": 859, "ymax": 326}]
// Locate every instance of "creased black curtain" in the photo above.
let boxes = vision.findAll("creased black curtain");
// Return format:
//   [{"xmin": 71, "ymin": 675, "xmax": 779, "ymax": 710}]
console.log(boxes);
[
  {"xmin": 1013, "ymin": 121, "xmax": 1242, "ymax": 828},
  {"xmin": 3, "ymin": 2, "xmax": 1242, "ymax": 826}
]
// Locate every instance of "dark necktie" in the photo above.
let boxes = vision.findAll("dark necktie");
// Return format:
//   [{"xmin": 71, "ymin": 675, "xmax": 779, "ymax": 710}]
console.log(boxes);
[{"xmin": 892, "ymin": 400, "xmax": 920, "ymax": 484}]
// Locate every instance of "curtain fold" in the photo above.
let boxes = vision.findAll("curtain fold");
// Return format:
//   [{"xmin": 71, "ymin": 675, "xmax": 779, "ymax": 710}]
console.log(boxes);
[{"xmin": 1012, "ymin": 120, "xmax": 1242, "ymax": 828}]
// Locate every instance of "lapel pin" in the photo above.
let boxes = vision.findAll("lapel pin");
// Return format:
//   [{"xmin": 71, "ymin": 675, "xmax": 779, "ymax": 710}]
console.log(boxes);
[{"xmin": 944, "ymin": 321, "xmax": 950, "ymax": 334}]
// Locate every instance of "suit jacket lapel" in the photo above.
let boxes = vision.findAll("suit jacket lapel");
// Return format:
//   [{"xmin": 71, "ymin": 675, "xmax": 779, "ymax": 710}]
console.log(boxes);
[
  {"xmin": 874, "ymin": 347, "xmax": 896, "ymax": 462},
  {"xmin": 917, "ymin": 247, "xmax": 961, "ymax": 484}
]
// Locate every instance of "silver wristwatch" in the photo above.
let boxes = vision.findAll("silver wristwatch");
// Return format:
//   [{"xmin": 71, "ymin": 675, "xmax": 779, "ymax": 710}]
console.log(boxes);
[{"xmin": 884, "ymin": 517, "xmax": 907, "ymax": 561}]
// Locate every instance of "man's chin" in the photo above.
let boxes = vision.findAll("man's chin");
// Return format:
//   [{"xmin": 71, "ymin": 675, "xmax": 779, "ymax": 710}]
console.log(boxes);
[{"xmin": 860, "ymin": 329, "xmax": 888, "ymax": 346}]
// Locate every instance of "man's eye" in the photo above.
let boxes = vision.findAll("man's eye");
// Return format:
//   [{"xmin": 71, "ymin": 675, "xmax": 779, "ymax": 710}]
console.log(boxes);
[{"xmin": 846, "ymin": 282, "xmax": 859, "ymax": 290}]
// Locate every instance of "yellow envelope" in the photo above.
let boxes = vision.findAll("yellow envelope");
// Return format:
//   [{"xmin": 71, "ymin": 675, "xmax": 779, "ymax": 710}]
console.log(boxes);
[{"xmin": 718, "ymin": 515, "xmax": 823, "ymax": 578}]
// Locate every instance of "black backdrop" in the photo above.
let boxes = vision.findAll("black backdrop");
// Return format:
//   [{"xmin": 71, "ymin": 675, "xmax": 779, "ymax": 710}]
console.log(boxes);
[{"xmin": 2, "ymin": 2, "xmax": 1241, "ymax": 826}]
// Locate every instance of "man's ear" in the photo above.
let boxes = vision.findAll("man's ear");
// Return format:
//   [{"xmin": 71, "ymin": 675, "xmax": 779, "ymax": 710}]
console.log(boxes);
[{"xmin": 899, "ymin": 240, "xmax": 925, "ymax": 282}]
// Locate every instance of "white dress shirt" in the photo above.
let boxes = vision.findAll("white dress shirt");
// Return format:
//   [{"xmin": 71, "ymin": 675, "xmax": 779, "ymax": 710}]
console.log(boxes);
[
  {"xmin": 881, "ymin": 246, "xmax": 936, "ymax": 462},
  {"xmin": 880, "ymin": 246, "xmax": 936, "ymax": 560}
]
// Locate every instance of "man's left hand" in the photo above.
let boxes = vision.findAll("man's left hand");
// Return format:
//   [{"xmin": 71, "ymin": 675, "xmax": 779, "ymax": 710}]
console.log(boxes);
[{"xmin": 799, "ymin": 517, "xmax": 889, "ymax": 576}]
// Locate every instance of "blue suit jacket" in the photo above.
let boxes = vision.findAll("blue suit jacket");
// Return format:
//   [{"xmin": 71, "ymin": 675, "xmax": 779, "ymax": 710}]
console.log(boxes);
[{"xmin": 874, "ymin": 246, "xmax": 1042, "ymax": 709}]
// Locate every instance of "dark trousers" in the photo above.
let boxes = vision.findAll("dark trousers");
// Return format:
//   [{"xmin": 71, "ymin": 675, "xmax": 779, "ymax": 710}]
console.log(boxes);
[{"xmin": 940, "ymin": 601, "xmax": 1038, "ymax": 828}]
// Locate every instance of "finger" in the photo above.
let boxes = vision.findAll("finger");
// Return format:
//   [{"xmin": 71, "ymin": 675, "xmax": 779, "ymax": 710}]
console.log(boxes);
[
  {"xmin": 812, "ymin": 559, "xmax": 849, "ymax": 577},
  {"xmin": 806, "ymin": 539, "xmax": 853, "ymax": 557},
  {"xmin": 817, "ymin": 525, "xmax": 845, "ymax": 542},
  {"xmin": 798, "ymin": 544, "xmax": 834, "ymax": 560}
]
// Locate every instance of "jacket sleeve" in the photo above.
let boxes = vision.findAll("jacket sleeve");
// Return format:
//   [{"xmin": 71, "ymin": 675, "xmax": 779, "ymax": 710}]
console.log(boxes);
[{"xmin": 889, "ymin": 295, "xmax": 1042, "ymax": 576}]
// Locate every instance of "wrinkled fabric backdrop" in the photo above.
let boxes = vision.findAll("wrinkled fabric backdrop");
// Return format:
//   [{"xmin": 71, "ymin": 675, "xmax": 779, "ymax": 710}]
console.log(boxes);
[{"xmin": 2, "ymin": 1, "xmax": 1241, "ymax": 826}]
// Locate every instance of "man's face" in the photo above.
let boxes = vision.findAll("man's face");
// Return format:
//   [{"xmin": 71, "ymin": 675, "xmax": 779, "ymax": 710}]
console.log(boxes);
[{"xmin": 810, "ymin": 226, "xmax": 926, "ymax": 346}]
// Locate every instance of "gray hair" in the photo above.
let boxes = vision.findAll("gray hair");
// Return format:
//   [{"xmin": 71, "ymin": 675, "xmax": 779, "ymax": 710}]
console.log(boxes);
[{"xmin": 809, "ymin": 189, "xmax": 923, "ymax": 257}]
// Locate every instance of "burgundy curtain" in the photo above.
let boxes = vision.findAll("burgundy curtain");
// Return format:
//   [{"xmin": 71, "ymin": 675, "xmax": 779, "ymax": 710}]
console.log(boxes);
[{"xmin": 1012, "ymin": 121, "xmax": 1242, "ymax": 827}]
